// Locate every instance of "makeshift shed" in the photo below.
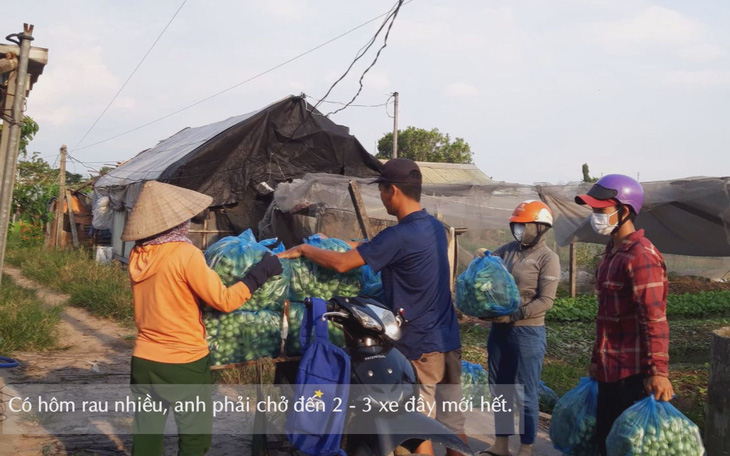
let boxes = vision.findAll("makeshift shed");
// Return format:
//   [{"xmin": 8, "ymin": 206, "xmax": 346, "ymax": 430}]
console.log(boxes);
[
  {"xmin": 93, "ymin": 95, "xmax": 382, "ymax": 260},
  {"xmin": 47, "ymin": 191, "xmax": 93, "ymax": 247}
]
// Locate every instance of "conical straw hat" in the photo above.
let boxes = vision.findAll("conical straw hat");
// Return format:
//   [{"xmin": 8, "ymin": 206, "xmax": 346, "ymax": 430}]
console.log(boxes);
[{"xmin": 121, "ymin": 181, "xmax": 213, "ymax": 241}]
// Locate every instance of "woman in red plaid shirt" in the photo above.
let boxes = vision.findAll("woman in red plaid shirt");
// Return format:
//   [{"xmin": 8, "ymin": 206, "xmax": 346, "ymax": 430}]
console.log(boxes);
[{"xmin": 575, "ymin": 174, "xmax": 674, "ymax": 456}]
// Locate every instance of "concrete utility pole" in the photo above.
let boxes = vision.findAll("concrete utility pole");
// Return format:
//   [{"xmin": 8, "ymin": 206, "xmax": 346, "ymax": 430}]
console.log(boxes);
[
  {"xmin": 0, "ymin": 24, "xmax": 34, "ymax": 287},
  {"xmin": 53, "ymin": 145, "xmax": 67, "ymax": 247},
  {"xmin": 392, "ymin": 91, "xmax": 399, "ymax": 159}
]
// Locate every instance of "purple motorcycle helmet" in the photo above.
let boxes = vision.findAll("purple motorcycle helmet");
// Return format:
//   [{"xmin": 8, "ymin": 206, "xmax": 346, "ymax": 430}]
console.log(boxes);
[{"xmin": 575, "ymin": 174, "xmax": 644, "ymax": 214}]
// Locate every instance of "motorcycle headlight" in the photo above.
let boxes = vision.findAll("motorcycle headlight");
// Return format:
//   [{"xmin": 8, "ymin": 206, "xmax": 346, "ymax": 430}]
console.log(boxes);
[
  {"xmin": 366, "ymin": 304, "xmax": 401, "ymax": 342},
  {"xmin": 352, "ymin": 306, "xmax": 383, "ymax": 332}
]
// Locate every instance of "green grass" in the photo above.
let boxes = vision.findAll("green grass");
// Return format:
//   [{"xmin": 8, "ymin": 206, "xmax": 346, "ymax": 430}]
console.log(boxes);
[
  {"xmin": 6, "ymin": 245, "xmax": 134, "ymax": 326},
  {"xmin": 0, "ymin": 274, "xmax": 62, "ymax": 354}
]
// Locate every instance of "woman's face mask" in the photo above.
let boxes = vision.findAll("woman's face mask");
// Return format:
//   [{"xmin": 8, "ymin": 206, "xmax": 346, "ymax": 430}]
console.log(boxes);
[
  {"xmin": 511, "ymin": 223, "xmax": 526, "ymax": 242},
  {"xmin": 590, "ymin": 210, "xmax": 619, "ymax": 236},
  {"xmin": 511, "ymin": 223, "xmax": 541, "ymax": 245}
]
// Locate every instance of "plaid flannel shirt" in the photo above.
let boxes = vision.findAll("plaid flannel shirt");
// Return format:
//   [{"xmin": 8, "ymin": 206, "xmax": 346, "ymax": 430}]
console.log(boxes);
[{"xmin": 591, "ymin": 230, "xmax": 669, "ymax": 383}]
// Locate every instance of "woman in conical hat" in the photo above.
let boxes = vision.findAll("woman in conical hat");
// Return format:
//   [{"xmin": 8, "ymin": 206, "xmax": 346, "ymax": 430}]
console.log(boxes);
[{"xmin": 123, "ymin": 181, "xmax": 282, "ymax": 455}]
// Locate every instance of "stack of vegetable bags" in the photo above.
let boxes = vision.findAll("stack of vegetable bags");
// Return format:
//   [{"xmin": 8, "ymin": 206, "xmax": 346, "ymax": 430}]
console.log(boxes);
[
  {"xmin": 455, "ymin": 253, "xmax": 521, "ymax": 318},
  {"xmin": 205, "ymin": 229, "xmax": 288, "ymax": 312},
  {"xmin": 549, "ymin": 377, "xmax": 600, "ymax": 455},
  {"xmin": 461, "ymin": 360, "xmax": 491, "ymax": 403},
  {"xmin": 204, "ymin": 309, "xmax": 281, "ymax": 366},
  {"xmin": 606, "ymin": 395, "xmax": 705, "ymax": 456},
  {"xmin": 539, "ymin": 381, "xmax": 560, "ymax": 414},
  {"xmin": 203, "ymin": 230, "xmax": 288, "ymax": 366},
  {"xmin": 287, "ymin": 235, "xmax": 362, "ymax": 301}
]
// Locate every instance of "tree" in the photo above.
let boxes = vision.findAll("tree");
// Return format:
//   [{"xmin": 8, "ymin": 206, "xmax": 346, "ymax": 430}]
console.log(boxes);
[
  {"xmin": 0, "ymin": 116, "xmax": 40, "ymax": 158},
  {"xmin": 376, "ymin": 126, "xmax": 473, "ymax": 164},
  {"xmin": 13, "ymin": 153, "xmax": 83, "ymax": 223},
  {"xmin": 582, "ymin": 163, "xmax": 598, "ymax": 183}
]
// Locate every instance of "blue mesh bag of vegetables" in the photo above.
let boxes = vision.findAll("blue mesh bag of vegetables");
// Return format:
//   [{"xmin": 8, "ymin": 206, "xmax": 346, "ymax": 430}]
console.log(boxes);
[
  {"xmin": 360, "ymin": 265, "xmax": 384, "ymax": 301},
  {"xmin": 205, "ymin": 229, "xmax": 289, "ymax": 312},
  {"xmin": 549, "ymin": 377, "xmax": 600, "ymax": 455},
  {"xmin": 287, "ymin": 235, "xmax": 362, "ymax": 301},
  {"xmin": 455, "ymin": 252, "xmax": 521, "ymax": 318},
  {"xmin": 460, "ymin": 360, "xmax": 491, "ymax": 404},
  {"xmin": 204, "ymin": 308, "xmax": 281, "ymax": 366},
  {"xmin": 539, "ymin": 380, "xmax": 560, "ymax": 414},
  {"xmin": 606, "ymin": 395, "xmax": 705, "ymax": 456}
]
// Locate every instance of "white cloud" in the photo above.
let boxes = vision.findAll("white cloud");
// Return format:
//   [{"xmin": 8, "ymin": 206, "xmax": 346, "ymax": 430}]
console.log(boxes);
[
  {"xmin": 677, "ymin": 43, "xmax": 727, "ymax": 62},
  {"xmin": 663, "ymin": 70, "xmax": 730, "ymax": 87},
  {"xmin": 444, "ymin": 82, "xmax": 479, "ymax": 98},
  {"xmin": 592, "ymin": 6, "xmax": 712, "ymax": 56}
]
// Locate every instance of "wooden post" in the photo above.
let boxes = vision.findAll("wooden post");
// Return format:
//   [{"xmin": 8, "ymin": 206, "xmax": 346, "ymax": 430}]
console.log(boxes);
[
  {"xmin": 348, "ymin": 180, "xmax": 374, "ymax": 240},
  {"xmin": 706, "ymin": 327, "xmax": 730, "ymax": 455},
  {"xmin": 569, "ymin": 241, "xmax": 577, "ymax": 298},
  {"xmin": 66, "ymin": 190, "xmax": 79, "ymax": 248},
  {"xmin": 54, "ymin": 145, "xmax": 67, "ymax": 247}
]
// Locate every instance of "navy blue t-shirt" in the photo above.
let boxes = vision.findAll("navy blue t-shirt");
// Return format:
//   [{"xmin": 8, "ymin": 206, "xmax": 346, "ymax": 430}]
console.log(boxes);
[{"xmin": 357, "ymin": 209, "xmax": 461, "ymax": 360}]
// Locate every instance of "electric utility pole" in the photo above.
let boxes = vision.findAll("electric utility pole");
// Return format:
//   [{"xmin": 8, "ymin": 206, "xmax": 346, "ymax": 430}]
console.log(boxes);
[{"xmin": 392, "ymin": 92, "xmax": 399, "ymax": 159}]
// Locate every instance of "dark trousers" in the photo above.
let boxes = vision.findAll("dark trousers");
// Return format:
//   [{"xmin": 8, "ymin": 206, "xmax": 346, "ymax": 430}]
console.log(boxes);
[
  {"xmin": 596, "ymin": 374, "xmax": 647, "ymax": 456},
  {"xmin": 488, "ymin": 324, "xmax": 546, "ymax": 445},
  {"xmin": 130, "ymin": 355, "xmax": 213, "ymax": 456}
]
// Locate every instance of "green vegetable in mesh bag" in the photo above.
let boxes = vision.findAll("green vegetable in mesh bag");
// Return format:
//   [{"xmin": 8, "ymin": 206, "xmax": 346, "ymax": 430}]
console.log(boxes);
[
  {"xmin": 205, "ymin": 229, "xmax": 288, "ymax": 312},
  {"xmin": 287, "ymin": 235, "xmax": 362, "ymax": 301},
  {"xmin": 460, "ymin": 360, "xmax": 491, "ymax": 404},
  {"xmin": 456, "ymin": 253, "xmax": 521, "ymax": 318},
  {"xmin": 285, "ymin": 302, "xmax": 346, "ymax": 356},
  {"xmin": 539, "ymin": 380, "xmax": 560, "ymax": 414},
  {"xmin": 606, "ymin": 395, "xmax": 704, "ymax": 456},
  {"xmin": 549, "ymin": 377, "xmax": 600, "ymax": 456},
  {"xmin": 204, "ymin": 308, "xmax": 282, "ymax": 366}
]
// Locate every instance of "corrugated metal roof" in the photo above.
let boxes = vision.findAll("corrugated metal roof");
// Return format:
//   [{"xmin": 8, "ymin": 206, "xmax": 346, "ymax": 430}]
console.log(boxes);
[{"xmin": 380, "ymin": 160, "xmax": 492, "ymax": 185}]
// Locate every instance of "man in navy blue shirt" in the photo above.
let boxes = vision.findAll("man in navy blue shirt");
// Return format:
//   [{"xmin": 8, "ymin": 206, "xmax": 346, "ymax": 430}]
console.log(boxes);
[{"xmin": 278, "ymin": 159, "xmax": 465, "ymax": 455}]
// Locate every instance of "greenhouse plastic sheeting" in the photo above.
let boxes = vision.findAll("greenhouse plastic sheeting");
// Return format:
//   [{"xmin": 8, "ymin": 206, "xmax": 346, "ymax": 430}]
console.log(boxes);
[
  {"xmin": 268, "ymin": 173, "xmax": 539, "ymax": 233},
  {"xmin": 538, "ymin": 177, "xmax": 730, "ymax": 256}
]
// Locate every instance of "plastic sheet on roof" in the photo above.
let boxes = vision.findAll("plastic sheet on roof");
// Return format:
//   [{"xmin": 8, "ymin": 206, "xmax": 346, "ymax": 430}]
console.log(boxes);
[{"xmin": 92, "ymin": 95, "xmax": 382, "ymax": 229}]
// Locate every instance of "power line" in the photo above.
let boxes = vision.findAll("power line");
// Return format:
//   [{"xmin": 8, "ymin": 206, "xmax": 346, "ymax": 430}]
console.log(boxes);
[
  {"xmin": 73, "ymin": 0, "xmax": 188, "ymax": 150},
  {"xmin": 324, "ymin": 0, "xmax": 404, "ymax": 117},
  {"xmin": 71, "ymin": 0, "xmax": 414, "ymax": 154}
]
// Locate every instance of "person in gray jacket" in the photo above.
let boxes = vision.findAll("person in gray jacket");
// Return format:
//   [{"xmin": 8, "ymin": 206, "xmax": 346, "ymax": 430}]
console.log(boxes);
[{"xmin": 483, "ymin": 200, "xmax": 560, "ymax": 456}]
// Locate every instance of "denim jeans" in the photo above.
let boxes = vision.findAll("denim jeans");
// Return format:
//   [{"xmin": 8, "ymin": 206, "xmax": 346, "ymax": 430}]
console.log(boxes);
[{"xmin": 488, "ymin": 324, "xmax": 547, "ymax": 445}]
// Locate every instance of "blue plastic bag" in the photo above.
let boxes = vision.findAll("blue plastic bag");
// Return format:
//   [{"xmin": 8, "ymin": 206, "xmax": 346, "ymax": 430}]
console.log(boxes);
[
  {"xmin": 539, "ymin": 380, "xmax": 560, "ymax": 414},
  {"xmin": 606, "ymin": 395, "xmax": 705, "ymax": 456},
  {"xmin": 455, "ymin": 253, "xmax": 521, "ymax": 317},
  {"xmin": 549, "ymin": 377, "xmax": 599, "ymax": 455},
  {"xmin": 204, "ymin": 229, "xmax": 288, "ymax": 311},
  {"xmin": 360, "ymin": 265, "xmax": 384, "ymax": 301},
  {"xmin": 460, "ymin": 360, "xmax": 490, "ymax": 404}
]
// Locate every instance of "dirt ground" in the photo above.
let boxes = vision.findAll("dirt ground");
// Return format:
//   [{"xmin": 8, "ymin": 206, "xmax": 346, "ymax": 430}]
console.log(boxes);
[
  {"xmin": 0, "ymin": 266, "xmax": 559, "ymax": 456},
  {"xmin": 668, "ymin": 275, "xmax": 730, "ymax": 294}
]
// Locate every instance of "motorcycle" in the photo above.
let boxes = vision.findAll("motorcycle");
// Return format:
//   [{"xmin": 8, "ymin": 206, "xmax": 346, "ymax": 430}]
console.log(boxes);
[{"xmin": 305, "ymin": 295, "xmax": 474, "ymax": 456}]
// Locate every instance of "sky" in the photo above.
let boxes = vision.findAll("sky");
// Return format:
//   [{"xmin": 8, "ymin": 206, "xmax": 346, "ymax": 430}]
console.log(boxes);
[{"xmin": 2, "ymin": 0, "xmax": 729, "ymax": 185}]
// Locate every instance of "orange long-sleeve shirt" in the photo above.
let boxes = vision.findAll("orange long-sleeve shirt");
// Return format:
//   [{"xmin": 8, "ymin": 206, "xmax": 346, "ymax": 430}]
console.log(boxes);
[{"xmin": 129, "ymin": 242, "xmax": 251, "ymax": 363}]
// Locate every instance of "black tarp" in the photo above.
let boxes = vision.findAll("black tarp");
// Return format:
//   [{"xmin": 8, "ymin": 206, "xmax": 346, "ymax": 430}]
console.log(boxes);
[{"xmin": 94, "ymin": 95, "xmax": 383, "ymax": 234}]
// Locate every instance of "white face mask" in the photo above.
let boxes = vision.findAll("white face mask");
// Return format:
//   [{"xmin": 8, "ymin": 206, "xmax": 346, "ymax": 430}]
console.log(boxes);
[
  {"xmin": 591, "ymin": 210, "xmax": 619, "ymax": 236},
  {"xmin": 512, "ymin": 223, "xmax": 526, "ymax": 242}
]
